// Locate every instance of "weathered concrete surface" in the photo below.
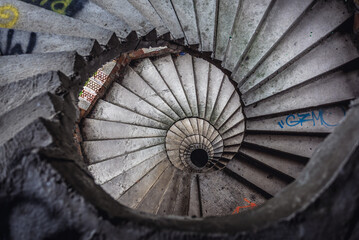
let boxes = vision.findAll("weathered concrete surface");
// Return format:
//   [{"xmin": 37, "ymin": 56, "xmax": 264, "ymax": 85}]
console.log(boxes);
[
  {"xmin": 127, "ymin": 0, "xmax": 169, "ymax": 36},
  {"xmin": 214, "ymin": 0, "xmax": 240, "ymax": 61},
  {"xmin": 193, "ymin": 0, "xmax": 217, "ymax": 52},
  {"xmin": 0, "ymin": 71, "xmax": 69, "ymax": 114},
  {"xmin": 149, "ymin": 0, "xmax": 184, "ymax": 40},
  {"xmin": 244, "ymin": 69, "xmax": 359, "ymax": 118},
  {"xmin": 90, "ymin": 0, "xmax": 154, "ymax": 36},
  {"xmin": 0, "ymin": 51, "xmax": 85, "ymax": 86},
  {"xmin": 242, "ymin": 32, "xmax": 359, "ymax": 105},
  {"xmin": 222, "ymin": 0, "xmax": 273, "ymax": 71},
  {"xmin": 234, "ymin": 0, "xmax": 315, "ymax": 82},
  {"xmin": 244, "ymin": 134, "xmax": 324, "ymax": 159},
  {"xmin": 239, "ymin": 0, "xmax": 351, "ymax": 92},
  {"xmin": 120, "ymin": 66, "xmax": 180, "ymax": 121},
  {"xmin": 2, "ymin": 0, "xmax": 115, "ymax": 45},
  {"xmin": 171, "ymin": 0, "xmax": 199, "ymax": 45},
  {"xmin": 173, "ymin": 54, "xmax": 199, "ymax": 117},
  {"xmin": 0, "ymin": 28, "xmax": 102, "ymax": 56}
]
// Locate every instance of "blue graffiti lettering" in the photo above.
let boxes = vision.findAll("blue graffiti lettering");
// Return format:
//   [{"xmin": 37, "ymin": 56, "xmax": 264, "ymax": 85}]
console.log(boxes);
[{"xmin": 278, "ymin": 108, "xmax": 346, "ymax": 129}]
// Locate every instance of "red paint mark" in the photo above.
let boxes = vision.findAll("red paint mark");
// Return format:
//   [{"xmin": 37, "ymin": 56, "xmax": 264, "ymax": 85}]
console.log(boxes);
[{"xmin": 232, "ymin": 198, "xmax": 256, "ymax": 214}]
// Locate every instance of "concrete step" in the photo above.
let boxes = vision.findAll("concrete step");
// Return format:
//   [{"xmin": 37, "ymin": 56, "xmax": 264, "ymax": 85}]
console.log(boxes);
[
  {"xmin": 239, "ymin": 0, "xmax": 351, "ymax": 91},
  {"xmin": 152, "ymin": 55, "xmax": 192, "ymax": 116},
  {"xmin": 105, "ymin": 82, "xmax": 173, "ymax": 126},
  {"xmin": 4, "ymin": 0, "xmax": 116, "ymax": 45},
  {"xmin": 82, "ymin": 118, "xmax": 167, "ymax": 140},
  {"xmin": 173, "ymin": 54, "xmax": 199, "ymax": 117},
  {"xmin": 172, "ymin": 172, "xmax": 191, "ymax": 216},
  {"xmin": 136, "ymin": 165, "xmax": 175, "ymax": 214},
  {"xmin": 88, "ymin": 145, "xmax": 166, "ymax": 185},
  {"xmin": 156, "ymin": 169, "xmax": 181, "ymax": 216},
  {"xmin": 209, "ymin": 76, "xmax": 236, "ymax": 124},
  {"xmin": 193, "ymin": 57, "xmax": 210, "ymax": 118},
  {"xmin": 0, "ymin": 51, "xmax": 85, "ymax": 86},
  {"xmin": 133, "ymin": 58, "xmax": 186, "ymax": 118},
  {"xmin": 187, "ymin": 174, "xmax": 201, "ymax": 217},
  {"xmin": 233, "ymin": 0, "xmax": 315, "ymax": 82},
  {"xmin": 102, "ymin": 155, "xmax": 167, "ymax": 201},
  {"xmin": 222, "ymin": 0, "xmax": 274, "ymax": 71},
  {"xmin": 0, "ymin": 28, "xmax": 102, "ymax": 56},
  {"xmin": 89, "ymin": 99, "xmax": 168, "ymax": 129},
  {"xmin": 171, "ymin": 0, "xmax": 199, "ymax": 45},
  {"xmin": 148, "ymin": 0, "xmax": 184, "ymax": 40},
  {"xmin": 193, "ymin": 0, "xmax": 217, "ymax": 52},
  {"xmin": 0, "ymin": 93, "xmax": 64, "ymax": 145},
  {"xmin": 239, "ymin": 145, "xmax": 305, "ymax": 179},
  {"xmin": 21, "ymin": 0, "xmax": 131, "ymax": 39},
  {"xmin": 213, "ymin": 93, "xmax": 241, "ymax": 129},
  {"xmin": 218, "ymin": 108, "xmax": 244, "ymax": 134},
  {"xmin": 118, "ymin": 160, "xmax": 170, "ymax": 208},
  {"xmin": 244, "ymin": 134, "xmax": 324, "ymax": 159},
  {"xmin": 214, "ymin": 0, "xmax": 241, "ymax": 61},
  {"xmin": 120, "ymin": 66, "xmax": 180, "ymax": 121},
  {"xmin": 244, "ymin": 69, "xmax": 359, "ymax": 118},
  {"xmin": 198, "ymin": 170, "xmax": 266, "ymax": 217},
  {"xmin": 127, "ymin": 0, "xmax": 169, "ymax": 36},
  {"xmin": 82, "ymin": 136, "xmax": 164, "ymax": 164},
  {"xmin": 90, "ymin": 0, "xmax": 154, "ymax": 36},
  {"xmin": 205, "ymin": 65, "xmax": 225, "ymax": 121},
  {"xmin": 246, "ymin": 104, "xmax": 348, "ymax": 134},
  {"xmin": 0, "ymin": 71, "xmax": 69, "ymax": 114},
  {"xmin": 226, "ymin": 156, "xmax": 289, "ymax": 196},
  {"xmin": 242, "ymin": 32, "xmax": 359, "ymax": 106}
]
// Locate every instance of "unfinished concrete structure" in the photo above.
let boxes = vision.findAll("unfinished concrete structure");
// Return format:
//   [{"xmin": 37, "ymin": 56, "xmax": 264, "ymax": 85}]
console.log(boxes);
[{"xmin": 1, "ymin": 0, "xmax": 359, "ymax": 239}]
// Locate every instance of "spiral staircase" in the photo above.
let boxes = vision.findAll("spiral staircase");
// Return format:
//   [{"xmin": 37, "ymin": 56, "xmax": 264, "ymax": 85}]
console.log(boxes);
[{"xmin": 1, "ymin": 0, "xmax": 359, "ymax": 239}]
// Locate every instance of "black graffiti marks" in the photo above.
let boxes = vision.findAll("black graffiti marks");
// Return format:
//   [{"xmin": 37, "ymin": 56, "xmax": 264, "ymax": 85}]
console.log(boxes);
[
  {"xmin": 0, "ymin": 29, "xmax": 37, "ymax": 55},
  {"xmin": 21, "ymin": 0, "xmax": 88, "ymax": 17}
]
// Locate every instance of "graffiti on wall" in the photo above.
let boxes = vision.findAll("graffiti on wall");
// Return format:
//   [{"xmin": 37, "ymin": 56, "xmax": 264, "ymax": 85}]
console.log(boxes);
[
  {"xmin": 1, "ymin": 29, "xmax": 37, "ymax": 55},
  {"xmin": 232, "ymin": 198, "xmax": 257, "ymax": 214},
  {"xmin": 0, "ymin": 4, "xmax": 19, "ymax": 28},
  {"xmin": 277, "ymin": 108, "xmax": 346, "ymax": 129},
  {"xmin": 21, "ymin": 0, "xmax": 87, "ymax": 16}
]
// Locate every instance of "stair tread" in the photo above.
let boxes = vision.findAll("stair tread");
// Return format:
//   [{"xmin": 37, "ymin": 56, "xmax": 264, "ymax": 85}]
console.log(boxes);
[
  {"xmin": 156, "ymin": 169, "xmax": 181, "ymax": 216},
  {"xmin": 244, "ymin": 134, "xmax": 324, "ymax": 158},
  {"xmin": 226, "ymin": 156, "xmax": 288, "ymax": 196},
  {"xmin": 173, "ymin": 54, "xmax": 199, "ymax": 117},
  {"xmin": 214, "ymin": 0, "xmax": 241, "ymax": 61},
  {"xmin": 106, "ymin": 157, "xmax": 168, "ymax": 202},
  {"xmin": 194, "ymin": 0, "xmax": 217, "ymax": 52},
  {"xmin": 0, "ymin": 28, "xmax": 101, "ymax": 56},
  {"xmin": 106, "ymin": 82, "xmax": 173, "ymax": 126},
  {"xmin": 82, "ymin": 137, "xmax": 164, "ymax": 164},
  {"xmin": 90, "ymin": 0, "xmax": 154, "ymax": 36},
  {"xmin": 134, "ymin": 58, "xmax": 187, "ymax": 118},
  {"xmin": 193, "ymin": 57, "xmax": 210, "ymax": 118},
  {"xmin": 127, "ymin": 0, "xmax": 169, "ymax": 36},
  {"xmin": 172, "ymin": 171, "xmax": 191, "ymax": 216},
  {"xmin": 82, "ymin": 118, "xmax": 167, "ymax": 140},
  {"xmin": 7, "ymin": 0, "xmax": 115, "ymax": 44},
  {"xmin": 136, "ymin": 165, "xmax": 175, "ymax": 214},
  {"xmin": 205, "ymin": 65, "xmax": 225, "ymax": 121},
  {"xmin": 244, "ymin": 69, "xmax": 359, "ymax": 118},
  {"xmin": 242, "ymin": 32, "xmax": 359, "ymax": 106},
  {"xmin": 171, "ymin": 0, "xmax": 199, "ymax": 45},
  {"xmin": 0, "ymin": 51, "xmax": 83, "ymax": 86},
  {"xmin": 239, "ymin": 146, "xmax": 305, "ymax": 179},
  {"xmin": 234, "ymin": 0, "xmax": 315, "ymax": 82},
  {"xmin": 152, "ymin": 55, "xmax": 192, "ymax": 116},
  {"xmin": 89, "ymin": 99, "xmax": 167, "ymax": 129},
  {"xmin": 222, "ymin": 0, "xmax": 273, "ymax": 71},
  {"xmin": 121, "ymin": 67, "xmax": 180, "ymax": 121},
  {"xmin": 239, "ymin": 0, "xmax": 351, "ymax": 93},
  {"xmin": 88, "ymin": 146, "xmax": 166, "ymax": 185}
]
